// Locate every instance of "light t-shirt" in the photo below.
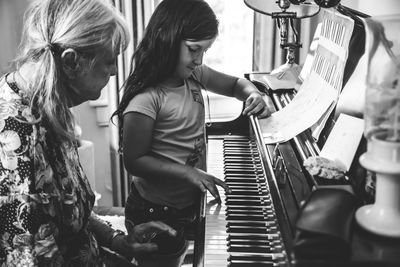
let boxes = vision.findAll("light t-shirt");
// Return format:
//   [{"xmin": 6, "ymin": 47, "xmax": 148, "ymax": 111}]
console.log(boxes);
[{"xmin": 123, "ymin": 65, "xmax": 211, "ymax": 209}]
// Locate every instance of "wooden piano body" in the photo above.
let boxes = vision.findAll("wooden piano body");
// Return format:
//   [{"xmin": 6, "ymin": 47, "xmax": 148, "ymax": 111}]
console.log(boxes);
[{"xmin": 193, "ymin": 6, "xmax": 400, "ymax": 267}]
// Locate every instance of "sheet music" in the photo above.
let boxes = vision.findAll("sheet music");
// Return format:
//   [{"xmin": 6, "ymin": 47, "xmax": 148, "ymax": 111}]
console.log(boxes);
[
  {"xmin": 310, "ymin": 10, "xmax": 355, "ymax": 140},
  {"xmin": 260, "ymin": 72, "xmax": 337, "ymax": 144},
  {"xmin": 297, "ymin": 23, "xmax": 322, "ymax": 89},
  {"xmin": 259, "ymin": 9, "xmax": 355, "ymax": 144},
  {"xmin": 319, "ymin": 113, "xmax": 364, "ymax": 171}
]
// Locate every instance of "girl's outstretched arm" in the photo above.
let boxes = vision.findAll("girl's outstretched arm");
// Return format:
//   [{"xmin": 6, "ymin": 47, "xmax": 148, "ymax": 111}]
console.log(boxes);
[{"xmin": 204, "ymin": 66, "xmax": 271, "ymax": 118}]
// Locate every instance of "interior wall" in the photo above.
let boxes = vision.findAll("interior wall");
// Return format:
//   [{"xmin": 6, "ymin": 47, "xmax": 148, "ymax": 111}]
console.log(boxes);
[
  {"xmin": 341, "ymin": 0, "xmax": 400, "ymax": 16},
  {"xmin": 73, "ymin": 103, "xmax": 114, "ymax": 206},
  {"xmin": 0, "ymin": 0, "xmax": 30, "ymax": 75}
]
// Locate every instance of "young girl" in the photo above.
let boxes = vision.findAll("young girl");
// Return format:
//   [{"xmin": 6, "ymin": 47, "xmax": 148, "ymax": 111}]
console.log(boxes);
[{"xmin": 113, "ymin": 0, "xmax": 270, "ymax": 265}]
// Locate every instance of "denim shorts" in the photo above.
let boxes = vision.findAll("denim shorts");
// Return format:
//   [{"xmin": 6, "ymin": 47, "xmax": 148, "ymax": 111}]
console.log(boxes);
[{"xmin": 124, "ymin": 183, "xmax": 197, "ymax": 257}]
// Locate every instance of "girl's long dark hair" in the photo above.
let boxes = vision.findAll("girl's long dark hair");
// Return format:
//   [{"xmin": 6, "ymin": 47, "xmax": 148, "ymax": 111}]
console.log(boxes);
[{"xmin": 112, "ymin": 0, "xmax": 218, "ymax": 152}]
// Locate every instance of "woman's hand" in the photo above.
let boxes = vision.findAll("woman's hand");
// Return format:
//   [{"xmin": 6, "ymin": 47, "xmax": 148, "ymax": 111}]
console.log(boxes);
[
  {"xmin": 187, "ymin": 168, "xmax": 231, "ymax": 203},
  {"xmin": 111, "ymin": 221, "xmax": 177, "ymax": 258},
  {"xmin": 242, "ymin": 91, "xmax": 271, "ymax": 118}
]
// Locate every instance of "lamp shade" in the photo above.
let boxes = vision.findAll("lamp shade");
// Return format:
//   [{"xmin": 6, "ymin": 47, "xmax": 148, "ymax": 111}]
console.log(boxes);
[{"xmin": 244, "ymin": 0, "xmax": 320, "ymax": 18}]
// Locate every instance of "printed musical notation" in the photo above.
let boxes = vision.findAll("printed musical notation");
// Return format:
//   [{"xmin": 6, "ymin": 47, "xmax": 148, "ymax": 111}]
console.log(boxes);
[{"xmin": 259, "ymin": 9, "xmax": 355, "ymax": 144}]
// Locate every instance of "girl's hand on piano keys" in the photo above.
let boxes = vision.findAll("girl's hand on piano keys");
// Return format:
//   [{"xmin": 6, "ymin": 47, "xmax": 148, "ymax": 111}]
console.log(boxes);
[
  {"xmin": 242, "ymin": 91, "xmax": 271, "ymax": 118},
  {"xmin": 188, "ymin": 168, "xmax": 231, "ymax": 203}
]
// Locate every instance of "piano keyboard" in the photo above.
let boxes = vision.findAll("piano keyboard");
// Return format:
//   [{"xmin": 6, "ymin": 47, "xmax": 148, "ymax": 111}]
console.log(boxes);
[{"xmin": 204, "ymin": 136, "xmax": 288, "ymax": 267}]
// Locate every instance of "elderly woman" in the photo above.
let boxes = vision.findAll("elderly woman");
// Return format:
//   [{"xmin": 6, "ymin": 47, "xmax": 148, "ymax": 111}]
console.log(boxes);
[{"xmin": 0, "ymin": 0, "xmax": 175, "ymax": 266}]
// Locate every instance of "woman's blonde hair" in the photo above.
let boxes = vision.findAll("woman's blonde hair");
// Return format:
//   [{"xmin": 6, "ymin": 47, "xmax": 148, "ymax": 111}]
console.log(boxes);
[{"xmin": 15, "ymin": 0, "xmax": 130, "ymax": 143}]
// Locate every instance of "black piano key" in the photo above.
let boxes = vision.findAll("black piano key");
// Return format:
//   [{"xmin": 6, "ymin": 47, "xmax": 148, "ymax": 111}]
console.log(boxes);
[
  {"xmin": 225, "ymin": 211, "xmax": 275, "ymax": 218},
  {"xmin": 224, "ymin": 158, "xmax": 260, "ymax": 163},
  {"xmin": 226, "ymin": 209, "xmax": 275, "ymax": 216},
  {"xmin": 228, "ymin": 261, "xmax": 274, "ymax": 267},
  {"xmin": 225, "ymin": 200, "xmax": 261, "ymax": 206},
  {"xmin": 225, "ymin": 183, "xmax": 266, "ymax": 188},
  {"xmin": 226, "ymin": 206, "xmax": 275, "ymax": 212},
  {"xmin": 223, "ymin": 149, "xmax": 253, "ymax": 153},
  {"xmin": 225, "ymin": 200, "xmax": 271, "ymax": 206},
  {"xmin": 228, "ymin": 245, "xmax": 272, "ymax": 254},
  {"xmin": 224, "ymin": 167, "xmax": 262, "ymax": 172},
  {"xmin": 228, "ymin": 254, "xmax": 274, "ymax": 262},
  {"xmin": 226, "ymin": 215, "xmax": 265, "ymax": 221},
  {"xmin": 227, "ymin": 226, "xmax": 268, "ymax": 234},
  {"xmin": 225, "ymin": 173, "xmax": 265, "ymax": 180},
  {"xmin": 225, "ymin": 175, "xmax": 265, "ymax": 180},
  {"xmin": 223, "ymin": 152, "xmax": 253, "ymax": 157},
  {"xmin": 222, "ymin": 155, "xmax": 257, "ymax": 160}
]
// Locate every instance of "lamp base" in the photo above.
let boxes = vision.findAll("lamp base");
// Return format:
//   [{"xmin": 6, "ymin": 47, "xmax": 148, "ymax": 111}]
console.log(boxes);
[
  {"xmin": 356, "ymin": 204, "xmax": 400, "ymax": 237},
  {"xmin": 356, "ymin": 134, "xmax": 400, "ymax": 237}
]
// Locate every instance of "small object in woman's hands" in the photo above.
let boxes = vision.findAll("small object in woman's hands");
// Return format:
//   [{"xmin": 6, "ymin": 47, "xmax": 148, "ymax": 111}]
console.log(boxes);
[
  {"xmin": 303, "ymin": 156, "xmax": 347, "ymax": 180},
  {"xmin": 141, "ymin": 231, "xmax": 158, "ymax": 243}
]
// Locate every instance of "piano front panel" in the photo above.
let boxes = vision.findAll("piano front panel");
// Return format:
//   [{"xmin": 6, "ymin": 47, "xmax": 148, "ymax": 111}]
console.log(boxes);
[{"xmin": 204, "ymin": 135, "xmax": 288, "ymax": 267}]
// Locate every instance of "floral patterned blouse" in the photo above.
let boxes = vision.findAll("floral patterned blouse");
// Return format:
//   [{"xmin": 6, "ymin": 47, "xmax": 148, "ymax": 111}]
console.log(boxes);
[{"xmin": 0, "ymin": 74, "xmax": 103, "ymax": 266}]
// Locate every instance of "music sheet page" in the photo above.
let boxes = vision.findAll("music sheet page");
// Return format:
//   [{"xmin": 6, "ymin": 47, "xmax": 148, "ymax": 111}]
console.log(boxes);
[
  {"xmin": 260, "ymin": 72, "xmax": 337, "ymax": 144},
  {"xmin": 319, "ymin": 113, "xmax": 364, "ymax": 171}
]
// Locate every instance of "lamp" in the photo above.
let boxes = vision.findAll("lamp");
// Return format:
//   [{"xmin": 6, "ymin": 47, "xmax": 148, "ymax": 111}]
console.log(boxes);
[
  {"xmin": 244, "ymin": 0, "xmax": 343, "ymax": 78},
  {"xmin": 244, "ymin": 0, "xmax": 320, "ymax": 77},
  {"xmin": 355, "ymin": 14, "xmax": 400, "ymax": 237}
]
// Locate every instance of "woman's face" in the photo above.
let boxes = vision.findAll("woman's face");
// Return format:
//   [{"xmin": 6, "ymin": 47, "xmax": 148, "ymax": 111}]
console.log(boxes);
[
  {"xmin": 67, "ymin": 42, "xmax": 118, "ymax": 106},
  {"xmin": 173, "ymin": 38, "xmax": 216, "ymax": 81}
]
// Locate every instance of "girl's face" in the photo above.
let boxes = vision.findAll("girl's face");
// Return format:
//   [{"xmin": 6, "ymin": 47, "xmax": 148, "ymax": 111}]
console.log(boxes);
[
  {"xmin": 173, "ymin": 38, "xmax": 216, "ymax": 82},
  {"xmin": 67, "ymin": 42, "xmax": 118, "ymax": 106}
]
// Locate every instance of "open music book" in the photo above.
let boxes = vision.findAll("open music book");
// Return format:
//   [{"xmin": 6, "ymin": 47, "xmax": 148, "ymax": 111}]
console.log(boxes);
[{"xmin": 260, "ymin": 9, "xmax": 355, "ymax": 144}]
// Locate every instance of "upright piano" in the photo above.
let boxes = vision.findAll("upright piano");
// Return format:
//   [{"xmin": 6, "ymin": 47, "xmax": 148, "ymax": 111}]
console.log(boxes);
[{"xmin": 192, "ymin": 5, "xmax": 400, "ymax": 267}]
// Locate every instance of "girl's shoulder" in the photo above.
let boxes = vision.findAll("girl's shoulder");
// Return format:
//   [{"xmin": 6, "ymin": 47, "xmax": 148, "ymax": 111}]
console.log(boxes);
[
  {"xmin": 189, "ymin": 65, "xmax": 211, "ymax": 87},
  {"xmin": 137, "ymin": 85, "xmax": 168, "ymax": 98},
  {"xmin": 126, "ymin": 85, "xmax": 166, "ymax": 108}
]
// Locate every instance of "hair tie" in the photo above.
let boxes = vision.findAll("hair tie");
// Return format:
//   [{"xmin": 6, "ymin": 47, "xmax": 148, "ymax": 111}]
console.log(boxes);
[
  {"xmin": 46, "ymin": 43, "xmax": 54, "ymax": 50},
  {"xmin": 44, "ymin": 43, "xmax": 56, "ymax": 55}
]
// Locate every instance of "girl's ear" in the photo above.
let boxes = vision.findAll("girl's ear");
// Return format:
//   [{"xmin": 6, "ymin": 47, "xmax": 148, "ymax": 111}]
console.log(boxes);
[{"xmin": 61, "ymin": 48, "xmax": 81, "ymax": 79}]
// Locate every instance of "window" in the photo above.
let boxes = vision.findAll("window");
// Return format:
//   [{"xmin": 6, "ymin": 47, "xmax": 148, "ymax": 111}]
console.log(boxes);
[{"xmin": 203, "ymin": 0, "xmax": 254, "ymax": 123}]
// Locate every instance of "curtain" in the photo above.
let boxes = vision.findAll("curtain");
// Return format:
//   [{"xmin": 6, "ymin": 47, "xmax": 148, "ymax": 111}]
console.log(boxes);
[{"xmin": 109, "ymin": 0, "xmax": 160, "ymax": 205}]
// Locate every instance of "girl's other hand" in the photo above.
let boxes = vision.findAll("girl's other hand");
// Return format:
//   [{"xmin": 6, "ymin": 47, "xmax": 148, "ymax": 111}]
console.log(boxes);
[
  {"xmin": 189, "ymin": 168, "xmax": 231, "ymax": 203},
  {"xmin": 242, "ymin": 91, "xmax": 271, "ymax": 119}
]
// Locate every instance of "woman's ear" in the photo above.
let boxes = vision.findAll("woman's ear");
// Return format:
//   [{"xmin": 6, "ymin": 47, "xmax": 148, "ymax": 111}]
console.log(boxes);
[{"xmin": 61, "ymin": 48, "xmax": 81, "ymax": 79}]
